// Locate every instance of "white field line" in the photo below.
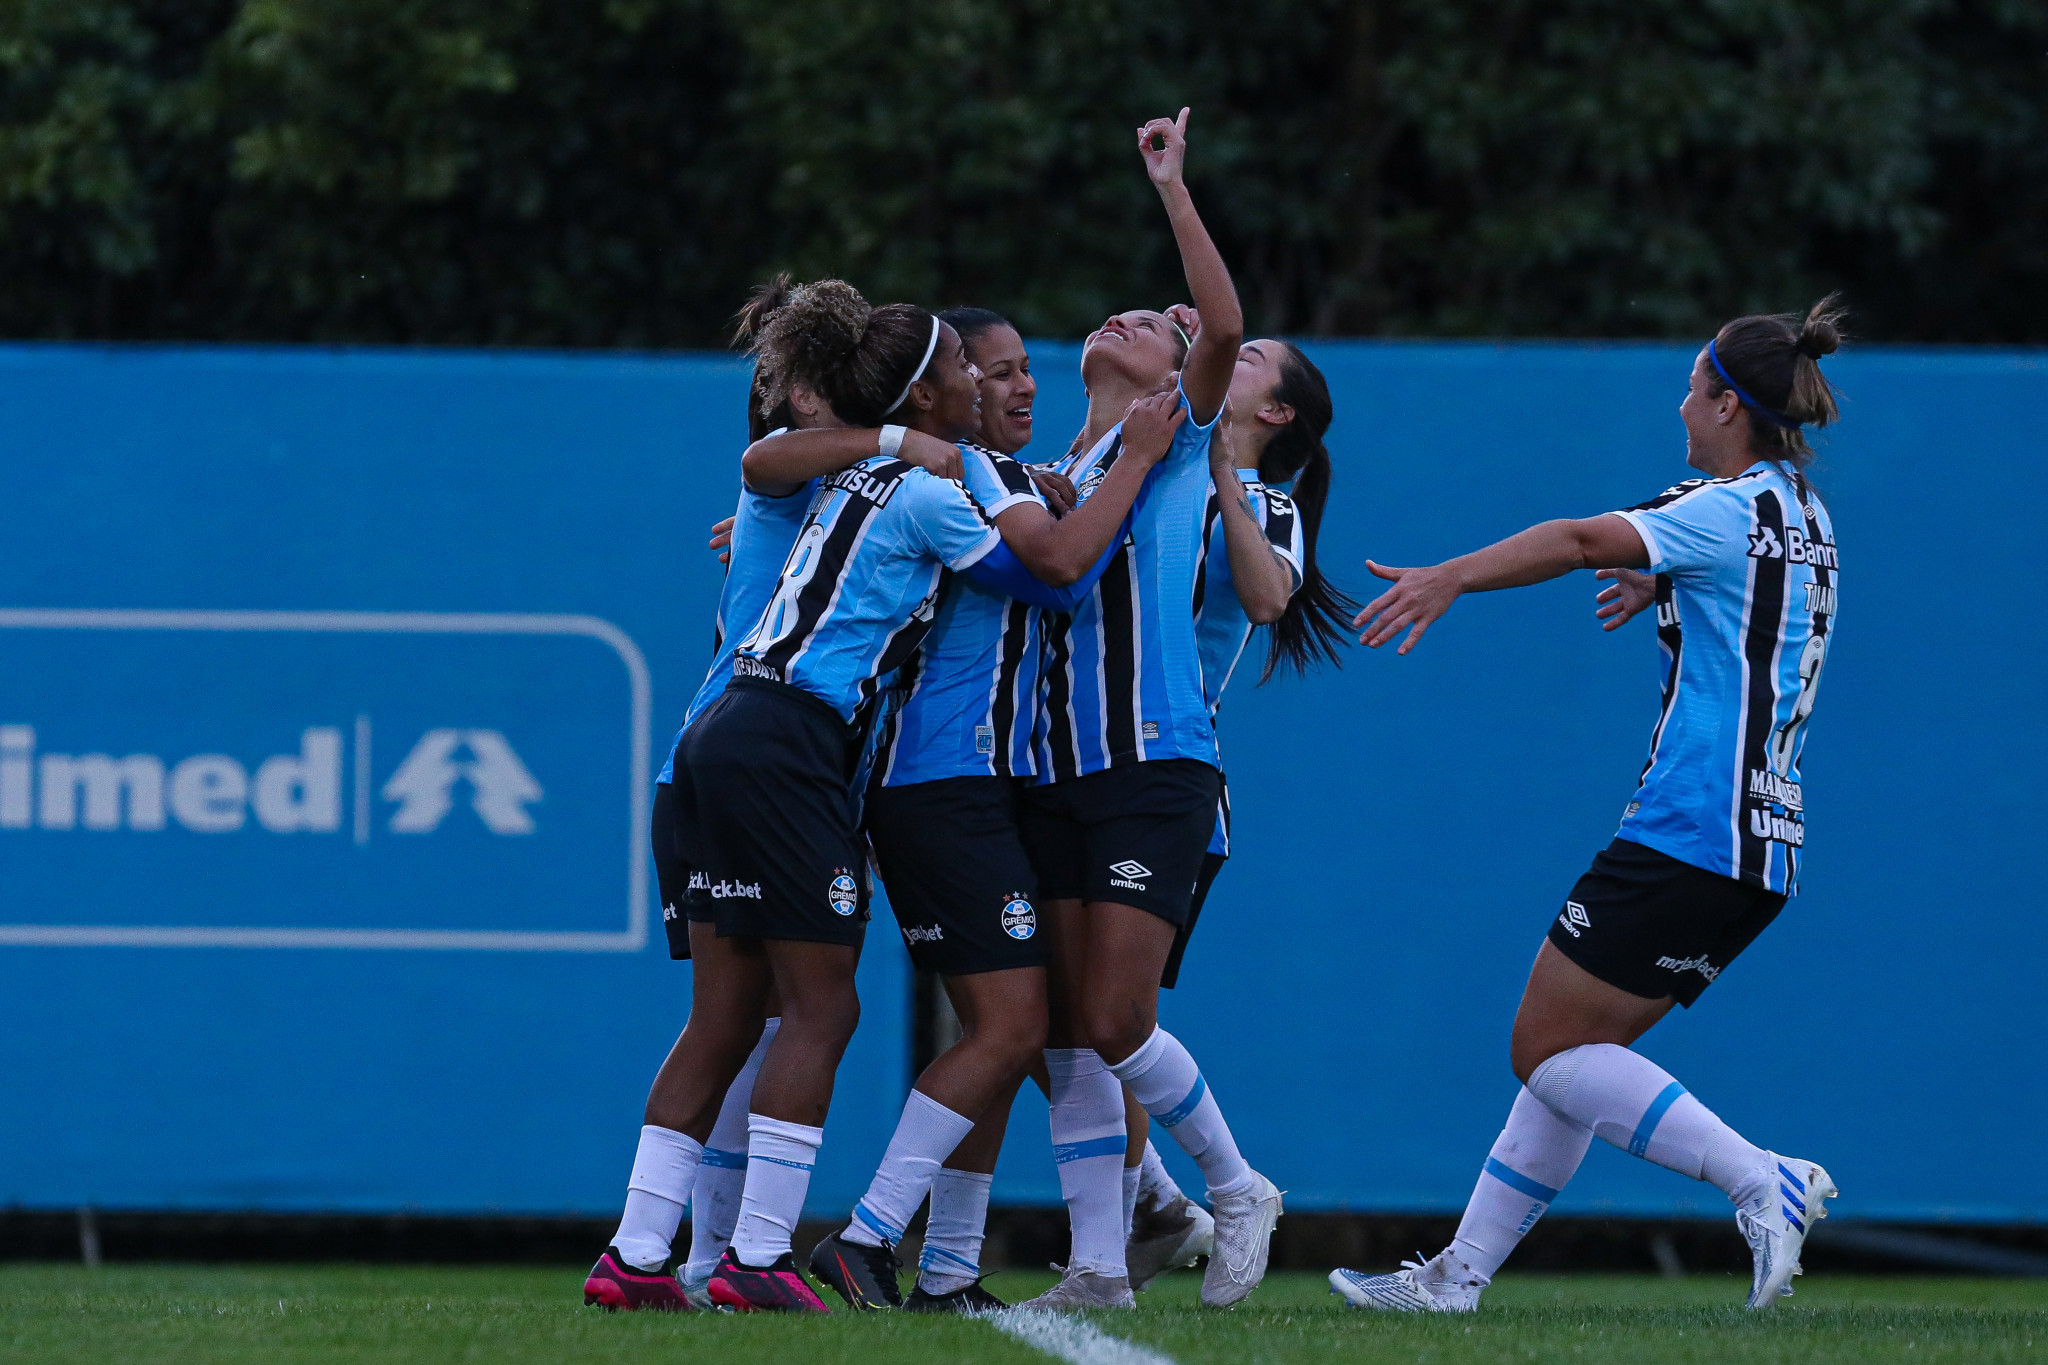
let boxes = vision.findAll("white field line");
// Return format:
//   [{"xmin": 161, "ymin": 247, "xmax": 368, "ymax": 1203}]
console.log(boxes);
[{"xmin": 980, "ymin": 1307, "xmax": 1178, "ymax": 1365}]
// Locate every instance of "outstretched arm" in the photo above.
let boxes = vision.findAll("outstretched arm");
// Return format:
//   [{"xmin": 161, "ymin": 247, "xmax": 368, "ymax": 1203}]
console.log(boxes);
[
  {"xmin": 1138, "ymin": 109, "xmax": 1242, "ymax": 426},
  {"xmin": 1355, "ymin": 513, "xmax": 1650, "ymax": 654},
  {"xmin": 739, "ymin": 427, "xmax": 963, "ymax": 497},
  {"xmin": 991, "ymin": 390, "xmax": 1181, "ymax": 586}
]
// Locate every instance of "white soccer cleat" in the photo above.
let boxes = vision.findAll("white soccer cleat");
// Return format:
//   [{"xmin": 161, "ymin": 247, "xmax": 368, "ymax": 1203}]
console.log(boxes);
[
  {"xmin": 679, "ymin": 1275, "xmax": 715, "ymax": 1312},
  {"xmin": 1126, "ymin": 1194, "xmax": 1215, "ymax": 1291},
  {"xmin": 1201, "ymin": 1173, "xmax": 1282, "ymax": 1308},
  {"xmin": 1017, "ymin": 1267, "xmax": 1135, "ymax": 1312},
  {"xmin": 1328, "ymin": 1253, "xmax": 1481, "ymax": 1314},
  {"xmin": 1738, "ymin": 1153, "xmax": 1837, "ymax": 1309}
]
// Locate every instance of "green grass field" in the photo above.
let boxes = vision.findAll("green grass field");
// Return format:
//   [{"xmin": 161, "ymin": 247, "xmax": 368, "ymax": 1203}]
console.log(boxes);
[{"xmin": 3, "ymin": 1263, "xmax": 2043, "ymax": 1365}]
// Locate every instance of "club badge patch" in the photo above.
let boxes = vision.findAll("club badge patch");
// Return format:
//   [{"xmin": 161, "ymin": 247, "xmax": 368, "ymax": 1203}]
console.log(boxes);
[
  {"xmin": 1001, "ymin": 895, "xmax": 1036, "ymax": 940},
  {"xmin": 829, "ymin": 868, "xmax": 859, "ymax": 917}
]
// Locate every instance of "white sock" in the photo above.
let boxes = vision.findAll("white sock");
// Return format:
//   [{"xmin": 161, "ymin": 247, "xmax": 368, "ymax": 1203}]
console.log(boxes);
[
  {"xmin": 1529, "ymin": 1044, "xmax": 1769, "ymax": 1200},
  {"xmin": 1104, "ymin": 1028, "xmax": 1253, "ymax": 1198},
  {"xmin": 1445, "ymin": 1087, "xmax": 1593, "ymax": 1285},
  {"xmin": 1122, "ymin": 1165, "xmax": 1141, "ymax": 1241},
  {"xmin": 1136, "ymin": 1140, "xmax": 1183, "ymax": 1210},
  {"xmin": 1046, "ymin": 1048, "xmax": 1129, "ymax": 1276},
  {"xmin": 681, "ymin": 1017, "xmax": 779, "ymax": 1284},
  {"xmin": 918, "ymin": 1167, "xmax": 993, "ymax": 1294},
  {"xmin": 730, "ymin": 1114, "xmax": 823, "ymax": 1267},
  {"xmin": 842, "ymin": 1089, "xmax": 976, "ymax": 1248},
  {"xmin": 612, "ymin": 1125, "xmax": 703, "ymax": 1271}
]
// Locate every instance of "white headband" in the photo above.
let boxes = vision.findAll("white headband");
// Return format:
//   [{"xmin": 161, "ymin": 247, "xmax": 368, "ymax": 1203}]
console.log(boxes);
[{"xmin": 885, "ymin": 315, "xmax": 943, "ymax": 418}]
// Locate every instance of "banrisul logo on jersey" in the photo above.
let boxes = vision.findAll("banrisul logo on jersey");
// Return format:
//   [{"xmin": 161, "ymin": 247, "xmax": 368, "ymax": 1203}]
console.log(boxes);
[{"xmin": 0, "ymin": 611, "xmax": 651, "ymax": 951}]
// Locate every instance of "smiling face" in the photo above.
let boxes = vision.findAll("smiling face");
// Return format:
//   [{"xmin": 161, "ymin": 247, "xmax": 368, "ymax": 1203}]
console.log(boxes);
[
  {"xmin": 1080, "ymin": 310, "xmax": 1183, "ymax": 392},
  {"xmin": 1680, "ymin": 347, "xmax": 1739, "ymax": 473},
  {"xmin": 905, "ymin": 321, "xmax": 984, "ymax": 444},
  {"xmin": 964, "ymin": 324, "xmax": 1035, "ymax": 455}
]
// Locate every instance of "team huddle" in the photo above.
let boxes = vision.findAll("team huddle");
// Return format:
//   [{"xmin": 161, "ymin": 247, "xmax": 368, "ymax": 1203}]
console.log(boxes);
[{"xmin": 581, "ymin": 109, "xmax": 1847, "ymax": 1317}]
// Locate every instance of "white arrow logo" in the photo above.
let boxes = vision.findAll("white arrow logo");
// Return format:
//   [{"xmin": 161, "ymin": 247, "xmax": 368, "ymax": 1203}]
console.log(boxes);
[{"xmin": 382, "ymin": 729, "xmax": 543, "ymax": 834}]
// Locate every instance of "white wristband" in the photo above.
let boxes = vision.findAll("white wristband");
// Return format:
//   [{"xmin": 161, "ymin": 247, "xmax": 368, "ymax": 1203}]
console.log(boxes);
[{"xmin": 878, "ymin": 425, "xmax": 907, "ymax": 459}]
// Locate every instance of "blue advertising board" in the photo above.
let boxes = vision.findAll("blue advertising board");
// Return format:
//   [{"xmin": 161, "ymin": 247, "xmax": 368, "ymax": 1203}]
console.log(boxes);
[{"xmin": 0, "ymin": 340, "xmax": 2041, "ymax": 1224}]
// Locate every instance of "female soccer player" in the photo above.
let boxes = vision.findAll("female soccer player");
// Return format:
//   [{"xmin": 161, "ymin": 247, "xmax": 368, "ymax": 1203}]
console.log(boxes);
[
  {"xmin": 1125, "ymin": 333, "xmax": 1358, "ymax": 1287},
  {"xmin": 1330, "ymin": 299, "xmax": 1845, "ymax": 1313},
  {"xmin": 584, "ymin": 278, "xmax": 961, "ymax": 1311},
  {"xmin": 1017, "ymin": 109, "xmax": 1283, "ymax": 1312}
]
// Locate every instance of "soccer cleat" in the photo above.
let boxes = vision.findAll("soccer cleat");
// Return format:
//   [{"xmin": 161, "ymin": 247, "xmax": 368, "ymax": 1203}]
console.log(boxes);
[
  {"xmin": 1201, "ymin": 1172, "xmax": 1283, "ymax": 1308},
  {"xmin": 1738, "ymin": 1154, "xmax": 1837, "ymax": 1309},
  {"xmin": 1328, "ymin": 1252, "xmax": 1482, "ymax": 1313},
  {"xmin": 1017, "ymin": 1267, "xmax": 1136, "ymax": 1311},
  {"xmin": 705, "ymin": 1247, "xmax": 830, "ymax": 1313},
  {"xmin": 582, "ymin": 1247, "xmax": 692, "ymax": 1311},
  {"xmin": 807, "ymin": 1230, "xmax": 903, "ymax": 1309},
  {"xmin": 1127, "ymin": 1193, "xmax": 1215, "ymax": 1290},
  {"xmin": 678, "ymin": 1275, "xmax": 714, "ymax": 1312},
  {"xmin": 903, "ymin": 1276, "xmax": 1010, "ymax": 1313}
]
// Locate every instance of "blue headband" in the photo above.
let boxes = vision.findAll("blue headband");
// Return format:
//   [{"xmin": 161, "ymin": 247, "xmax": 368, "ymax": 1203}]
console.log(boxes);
[{"xmin": 1708, "ymin": 338, "xmax": 1800, "ymax": 430}]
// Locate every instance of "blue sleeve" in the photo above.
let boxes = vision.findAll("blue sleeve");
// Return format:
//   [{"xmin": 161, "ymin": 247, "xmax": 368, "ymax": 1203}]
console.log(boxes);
[{"xmin": 963, "ymin": 507, "xmax": 1136, "ymax": 611}]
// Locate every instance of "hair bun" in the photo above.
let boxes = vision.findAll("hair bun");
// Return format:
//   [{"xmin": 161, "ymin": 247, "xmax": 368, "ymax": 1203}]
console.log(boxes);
[{"xmin": 1797, "ymin": 294, "xmax": 1844, "ymax": 359}]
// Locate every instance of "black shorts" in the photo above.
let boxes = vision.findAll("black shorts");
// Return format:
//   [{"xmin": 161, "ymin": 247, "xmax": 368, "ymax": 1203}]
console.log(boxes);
[
  {"xmin": 866, "ymin": 776, "xmax": 1043, "ymax": 977},
  {"xmin": 649, "ymin": 780, "xmax": 713, "ymax": 961},
  {"xmin": 1016, "ymin": 758, "xmax": 1221, "ymax": 927},
  {"xmin": 676, "ymin": 677, "xmax": 871, "ymax": 947},
  {"xmin": 1160, "ymin": 851, "xmax": 1226, "ymax": 990},
  {"xmin": 1547, "ymin": 838, "xmax": 1786, "ymax": 1008}
]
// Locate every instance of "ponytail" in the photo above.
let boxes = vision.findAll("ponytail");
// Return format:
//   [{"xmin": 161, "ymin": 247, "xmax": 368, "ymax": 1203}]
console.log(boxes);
[
  {"xmin": 1256, "ymin": 343, "xmax": 1358, "ymax": 681},
  {"xmin": 749, "ymin": 278, "xmax": 938, "ymax": 429},
  {"xmin": 1705, "ymin": 294, "xmax": 1847, "ymax": 470},
  {"xmin": 733, "ymin": 272, "xmax": 795, "ymax": 441}
]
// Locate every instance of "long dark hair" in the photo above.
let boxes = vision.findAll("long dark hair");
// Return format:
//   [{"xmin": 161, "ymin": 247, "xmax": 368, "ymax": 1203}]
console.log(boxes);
[
  {"xmin": 1705, "ymin": 295, "xmax": 1847, "ymax": 470},
  {"xmin": 751, "ymin": 279, "xmax": 937, "ymax": 428},
  {"xmin": 734, "ymin": 273, "xmax": 796, "ymax": 441},
  {"xmin": 1255, "ymin": 342, "xmax": 1358, "ymax": 680}
]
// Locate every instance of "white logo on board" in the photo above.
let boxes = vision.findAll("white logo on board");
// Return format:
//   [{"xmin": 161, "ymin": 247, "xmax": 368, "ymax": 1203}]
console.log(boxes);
[{"xmin": 383, "ymin": 729, "xmax": 543, "ymax": 834}]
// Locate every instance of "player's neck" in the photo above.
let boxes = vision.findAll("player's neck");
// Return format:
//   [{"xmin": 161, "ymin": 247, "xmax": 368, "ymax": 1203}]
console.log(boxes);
[{"xmin": 1080, "ymin": 378, "xmax": 1150, "ymax": 453}]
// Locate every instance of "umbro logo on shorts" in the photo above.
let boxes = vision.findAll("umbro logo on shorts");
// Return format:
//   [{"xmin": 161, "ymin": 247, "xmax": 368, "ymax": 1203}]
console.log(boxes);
[
  {"xmin": 1109, "ymin": 859, "xmax": 1151, "ymax": 892},
  {"xmin": 1557, "ymin": 901, "xmax": 1591, "ymax": 938}
]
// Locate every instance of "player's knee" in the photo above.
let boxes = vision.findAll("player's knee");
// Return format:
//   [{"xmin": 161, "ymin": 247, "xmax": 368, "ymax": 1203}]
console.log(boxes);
[
  {"xmin": 1509, "ymin": 1027, "xmax": 1561, "ymax": 1086},
  {"xmin": 1080, "ymin": 1006, "xmax": 1148, "ymax": 1066}
]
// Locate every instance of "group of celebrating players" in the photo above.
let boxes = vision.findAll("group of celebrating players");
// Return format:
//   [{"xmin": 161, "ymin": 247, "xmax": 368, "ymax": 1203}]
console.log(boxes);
[{"xmin": 581, "ymin": 108, "xmax": 1847, "ymax": 1317}]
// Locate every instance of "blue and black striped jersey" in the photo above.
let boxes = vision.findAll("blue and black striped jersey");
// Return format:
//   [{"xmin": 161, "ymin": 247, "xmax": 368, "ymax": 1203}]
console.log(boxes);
[
  {"xmin": 730, "ymin": 455, "xmax": 1003, "ymax": 724},
  {"xmin": 1194, "ymin": 469, "xmax": 1305, "ymax": 716},
  {"xmin": 657, "ymin": 443, "xmax": 814, "ymax": 786},
  {"xmin": 1611, "ymin": 461, "xmax": 1838, "ymax": 893},
  {"xmin": 1192, "ymin": 468, "xmax": 1305, "ymax": 857},
  {"xmin": 873, "ymin": 444, "xmax": 1049, "ymax": 785},
  {"xmin": 1033, "ymin": 382, "xmax": 1221, "ymax": 782}
]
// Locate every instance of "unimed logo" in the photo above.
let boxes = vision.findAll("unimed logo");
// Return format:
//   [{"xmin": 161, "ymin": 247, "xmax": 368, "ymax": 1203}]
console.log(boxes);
[{"xmin": 0, "ymin": 723, "xmax": 541, "ymax": 837}]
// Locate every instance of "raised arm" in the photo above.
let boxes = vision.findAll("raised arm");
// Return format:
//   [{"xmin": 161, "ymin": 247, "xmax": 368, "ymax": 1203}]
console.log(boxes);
[
  {"xmin": 1355, "ymin": 513, "xmax": 1650, "ymax": 654},
  {"xmin": 991, "ymin": 390, "xmax": 1181, "ymax": 586},
  {"xmin": 739, "ymin": 427, "xmax": 963, "ymax": 497},
  {"xmin": 1138, "ymin": 109, "xmax": 1242, "ymax": 426}
]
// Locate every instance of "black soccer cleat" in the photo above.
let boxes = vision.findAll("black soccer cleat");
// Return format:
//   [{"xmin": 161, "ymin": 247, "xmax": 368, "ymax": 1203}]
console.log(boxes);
[
  {"xmin": 904, "ymin": 1276, "xmax": 1009, "ymax": 1313},
  {"xmin": 807, "ymin": 1229, "xmax": 903, "ymax": 1309}
]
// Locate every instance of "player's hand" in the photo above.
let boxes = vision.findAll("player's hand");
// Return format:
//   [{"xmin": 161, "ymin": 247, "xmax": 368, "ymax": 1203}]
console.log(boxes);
[
  {"xmin": 1118, "ymin": 388, "xmax": 1187, "ymax": 468},
  {"xmin": 1208, "ymin": 401, "xmax": 1239, "ymax": 475},
  {"xmin": 899, "ymin": 430, "xmax": 964, "ymax": 483},
  {"xmin": 1594, "ymin": 568, "xmax": 1656, "ymax": 631},
  {"xmin": 1164, "ymin": 303, "xmax": 1201, "ymax": 342},
  {"xmin": 1031, "ymin": 467, "xmax": 1077, "ymax": 516},
  {"xmin": 1137, "ymin": 108, "xmax": 1191, "ymax": 189},
  {"xmin": 1354, "ymin": 560, "xmax": 1462, "ymax": 654},
  {"xmin": 708, "ymin": 516, "xmax": 735, "ymax": 566}
]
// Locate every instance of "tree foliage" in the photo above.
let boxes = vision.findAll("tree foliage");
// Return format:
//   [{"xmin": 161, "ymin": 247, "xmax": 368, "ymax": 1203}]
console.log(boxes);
[{"xmin": 1, "ymin": 0, "xmax": 2042, "ymax": 343}]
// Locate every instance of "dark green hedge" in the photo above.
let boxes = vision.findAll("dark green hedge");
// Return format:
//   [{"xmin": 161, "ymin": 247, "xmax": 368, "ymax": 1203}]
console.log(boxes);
[{"xmin": 4, "ymin": 0, "xmax": 2042, "ymax": 344}]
